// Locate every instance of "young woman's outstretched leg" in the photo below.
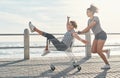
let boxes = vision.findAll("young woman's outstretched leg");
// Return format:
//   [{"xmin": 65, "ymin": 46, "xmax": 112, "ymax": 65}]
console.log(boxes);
[{"xmin": 29, "ymin": 21, "xmax": 67, "ymax": 56}]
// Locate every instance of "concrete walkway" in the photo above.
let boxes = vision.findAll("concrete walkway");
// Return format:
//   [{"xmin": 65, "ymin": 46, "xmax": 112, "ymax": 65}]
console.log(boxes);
[{"xmin": 0, "ymin": 55, "xmax": 119, "ymax": 78}]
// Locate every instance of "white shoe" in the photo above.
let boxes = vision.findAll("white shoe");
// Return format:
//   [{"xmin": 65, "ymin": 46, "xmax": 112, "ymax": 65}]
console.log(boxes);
[
  {"xmin": 101, "ymin": 64, "xmax": 110, "ymax": 69},
  {"xmin": 106, "ymin": 49, "xmax": 110, "ymax": 58},
  {"xmin": 29, "ymin": 21, "xmax": 35, "ymax": 32},
  {"xmin": 41, "ymin": 50, "xmax": 50, "ymax": 56}
]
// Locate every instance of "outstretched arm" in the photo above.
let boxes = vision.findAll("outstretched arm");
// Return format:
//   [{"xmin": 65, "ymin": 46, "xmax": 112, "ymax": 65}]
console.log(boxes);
[
  {"xmin": 72, "ymin": 32, "xmax": 88, "ymax": 44},
  {"xmin": 78, "ymin": 20, "xmax": 96, "ymax": 34},
  {"xmin": 66, "ymin": 16, "xmax": 70, "ymax": 30}
]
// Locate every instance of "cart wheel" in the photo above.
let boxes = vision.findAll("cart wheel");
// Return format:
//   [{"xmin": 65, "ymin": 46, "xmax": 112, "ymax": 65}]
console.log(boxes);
[
  {"xmin": 50, "ymin": 64, "xmax": 55, "ymax": 71},
  {"xmin": 77, "ymin": 66, "xmax": 81, "ymax": 71},
  {"xmin": 73, "ymin": 64, "xmax": 77, "ymax": 68},
  {"xmin": 72, "ymin": 61, "xmax": 77, "ymax": 68}
]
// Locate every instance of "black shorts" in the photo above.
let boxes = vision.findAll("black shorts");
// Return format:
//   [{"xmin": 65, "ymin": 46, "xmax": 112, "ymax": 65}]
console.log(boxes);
[{"xmin": 95, "ymin": 31, "xmax": 107, "ymax": 40}]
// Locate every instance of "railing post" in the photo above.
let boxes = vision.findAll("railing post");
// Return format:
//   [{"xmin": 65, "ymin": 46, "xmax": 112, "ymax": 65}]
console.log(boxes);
[
  {"xmin": 24, "ymin": 29, "xmax": 30, "ymax": 59},
  {"xmin": 85, "ymin": 31, "xmax": 91, "ymax": 57}
]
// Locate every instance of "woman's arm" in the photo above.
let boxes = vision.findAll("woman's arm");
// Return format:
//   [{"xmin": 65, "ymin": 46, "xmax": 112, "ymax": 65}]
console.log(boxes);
[
  {"xmin": 78, "ymin": 21, "xmax": 96, "ymax": 34},
  {"xmin": 72, "ymin": 32, "xmax": 88, "ymax": 44},
  {"xmin": 66, "ymin": 16, "xmax": 70, "ymax": 30}
]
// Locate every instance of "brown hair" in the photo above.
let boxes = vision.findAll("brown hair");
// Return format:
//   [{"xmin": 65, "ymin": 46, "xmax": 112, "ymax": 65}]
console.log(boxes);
[
  {"xmin": 87, "ymin": 4, "xmax": 98, "ymax": 14},
  {"xmin": 70, "ymin": 21, "xmax": 77, "ymax": 29}
]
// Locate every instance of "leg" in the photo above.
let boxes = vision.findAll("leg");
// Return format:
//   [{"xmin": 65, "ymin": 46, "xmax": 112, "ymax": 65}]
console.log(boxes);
[
  {"xmin": 29, "ymin": 22, "xmax": 58, "ymax": 44},
  {"xmin": 96, "ymin": 40, "xmax": 109, "ymax": 65},
  {"xmin": 33, "ymin": 27, "xmax": 50, "ymax": 50},
  {"xmin": 34, "ymin": 27, "xmax": 43, "ymax": 35},
  {"xmin": 91, "ymin": 39, "xmax": 98, "ymax": 53},
  {"xmin": 45, "ymin": 39, "xmax": 49, "ymax": 50},
  {"xmin": 91, "ymin": 40, "xmax": 109, "ymax": 53},
  {"xmin": 29, "ymin": 22, "xmax": 55, "ymax": 56},
  {"xmin": 34, "ymin": 27, "xmax": 67, "ymax": 51},
  {"xmin": 102, "ymin": 50, "xmax": 108, "ymax": 53},
  {"xmin": 102, "ymin": 49, "xmax": 110, "ymax": 59},
  {"xmin": 29, "ymin": 21, "xmax": 44, "ymax": 35},
  {"xmin": 29, "ymin": 22, "xmax": 67, "ymax": 55},
  {"xmin": 41, "ymin": 39, "xmax": 51, "ymax": 56}
]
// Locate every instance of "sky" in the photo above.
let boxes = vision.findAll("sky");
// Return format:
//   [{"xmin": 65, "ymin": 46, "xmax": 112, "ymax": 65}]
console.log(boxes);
[{"xmin": 0, "ymin": 0, "xmax": 120, "ymax": 34}]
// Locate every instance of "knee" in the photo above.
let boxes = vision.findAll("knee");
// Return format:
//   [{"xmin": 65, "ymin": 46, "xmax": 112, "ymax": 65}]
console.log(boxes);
[
  {"xmin": 97, "ymin": 51, "xmax": 103, "ymax": 56},
  {"xmin": 91, "ymin": 49, "xmax": 97, "ymax": 53},
  {"xmin": 96, "ymin": 49, "xmax": 102, "ymax": 54},
  {"xmin": 97, "ymin": 49, "xmax": 102, "ymax": 52},
  {"xmin": 46, "ymin": 34, "xmax": 55, "ymax": 39}
]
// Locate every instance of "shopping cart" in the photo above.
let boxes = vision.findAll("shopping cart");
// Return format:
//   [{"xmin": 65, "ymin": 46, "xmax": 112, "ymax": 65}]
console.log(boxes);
[{"xmin": 44, "ymin": 39, "xmax": 81, "ymax": 71}]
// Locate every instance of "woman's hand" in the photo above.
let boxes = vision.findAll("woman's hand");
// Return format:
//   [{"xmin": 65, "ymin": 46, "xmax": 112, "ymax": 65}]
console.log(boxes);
[{"xmin": 81, "ymin": 39, "xmax": 89, "ymax": 44}]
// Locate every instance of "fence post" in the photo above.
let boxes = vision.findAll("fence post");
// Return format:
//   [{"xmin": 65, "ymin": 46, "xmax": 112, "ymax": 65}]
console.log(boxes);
[
  {"xmin": 24, "ymin": 29, "xmax": 30, "ymax": 59},
  {"xmin": 85, "ymin": 31, "xmax": 91, "ymax": 57}
]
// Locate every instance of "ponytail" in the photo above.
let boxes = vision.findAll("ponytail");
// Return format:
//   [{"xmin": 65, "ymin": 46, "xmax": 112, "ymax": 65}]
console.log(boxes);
[{"xmin": 87, "ymin": 4, "xmax": 98, "ymax": 14}]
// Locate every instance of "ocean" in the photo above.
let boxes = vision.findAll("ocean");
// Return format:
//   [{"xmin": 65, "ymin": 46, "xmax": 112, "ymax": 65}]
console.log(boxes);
[{"xmin": 0, "ymin": 34, "xmax": 120, "ymax": 59}]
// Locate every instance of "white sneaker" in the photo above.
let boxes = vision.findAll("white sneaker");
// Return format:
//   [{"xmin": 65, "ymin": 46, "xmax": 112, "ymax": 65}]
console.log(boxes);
[
  {"xmin": 29, "ymin": 21, "xmax": 35, "ymax": 32},
  {"xmin": 106, "ymin": 49, "xmax": 110, "ymax": 58},
  {"xmin": 41, "ymin": 50, "xmax": 50, "ymax": 56},
  {"xmin": 101, "ymin": 64, "xmax": 110, "ymax": 69}
]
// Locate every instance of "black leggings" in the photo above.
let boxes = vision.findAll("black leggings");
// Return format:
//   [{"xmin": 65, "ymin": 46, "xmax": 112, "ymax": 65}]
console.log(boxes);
[{"xmin": 42, "ymin": 32, "xmax": 68, "ymax": 51}]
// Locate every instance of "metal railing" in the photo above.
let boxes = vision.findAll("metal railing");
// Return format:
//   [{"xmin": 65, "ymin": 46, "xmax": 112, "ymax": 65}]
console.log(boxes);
[{"xmin": 0, "ymin": 29, "xmax": 120, "ymax": 59}]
